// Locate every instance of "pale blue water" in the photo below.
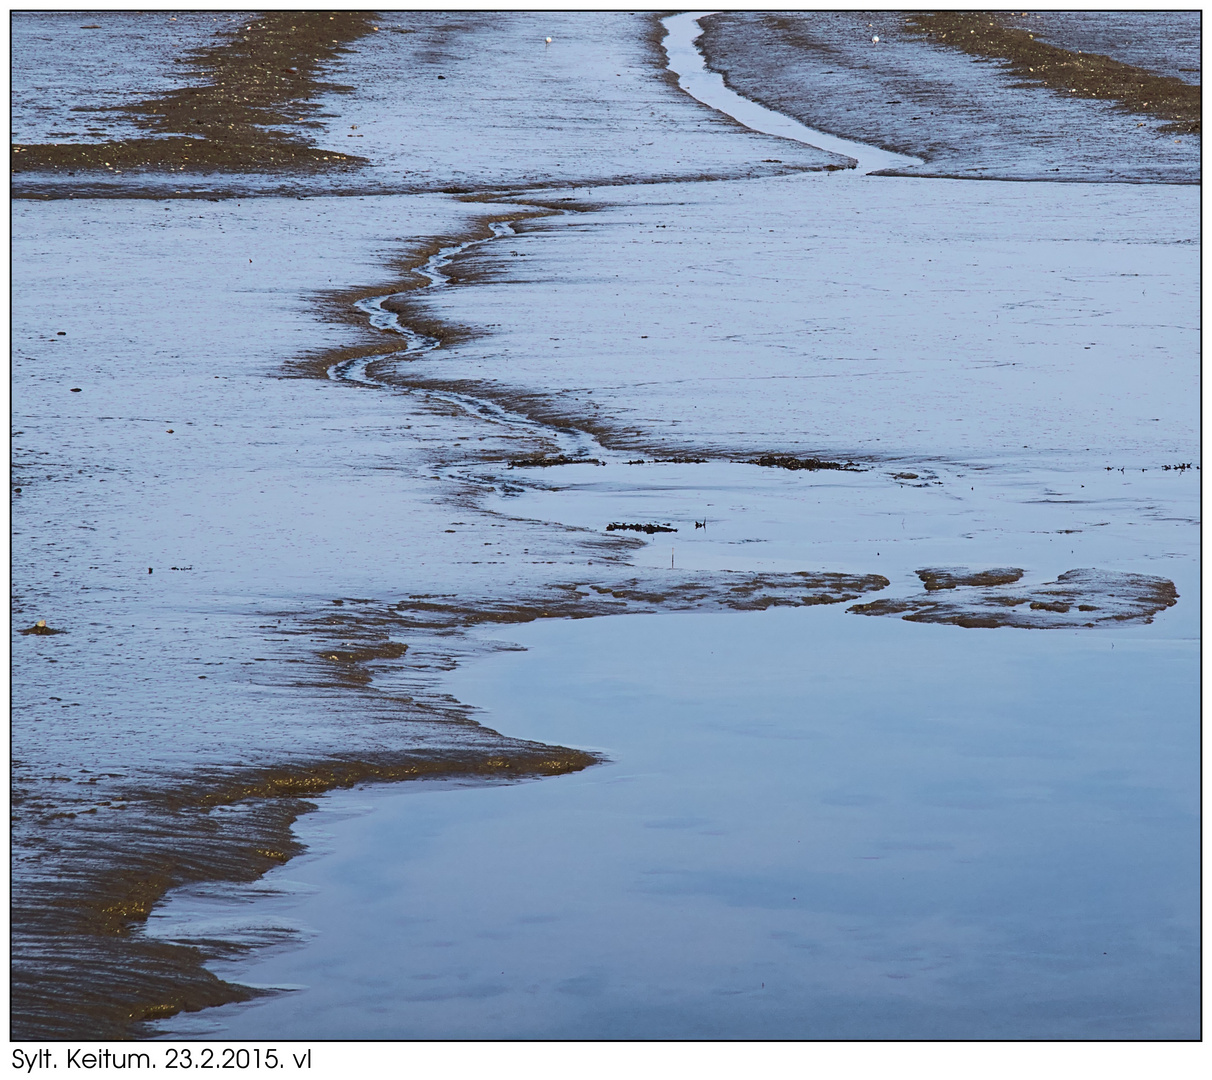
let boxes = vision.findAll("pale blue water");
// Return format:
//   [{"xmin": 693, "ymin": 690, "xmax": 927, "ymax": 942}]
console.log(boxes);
[{"xmin": 156, "ymin": 602, "xmax": 1198, "ymax": 1039}]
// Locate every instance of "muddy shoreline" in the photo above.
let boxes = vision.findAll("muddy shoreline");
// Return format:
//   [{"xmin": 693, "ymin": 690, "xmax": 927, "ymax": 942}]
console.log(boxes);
[
  {"xmin": 13, "ymin": 607, "xmax": 601, "ymax": 1039},
  {"xmin": 13, "ymin": 559, "xmax": 903, "ymax": 1038}
]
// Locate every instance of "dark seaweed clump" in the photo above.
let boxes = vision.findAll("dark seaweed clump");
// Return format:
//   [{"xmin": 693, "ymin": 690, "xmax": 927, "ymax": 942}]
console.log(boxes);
[
  {"xmin": 753, "ymin": 455, "xmax": 861, "ymax": 472},
  {"xmin": 625, "ymin": 456, "xmax": 708, "ymax": 465},
  {"xmin": 607, "ymin": 522, "xmax": 677, "ymax": 534},
  {"xmin": 509, "ymin": 454, "xmax": 605, "ymax": 468}
]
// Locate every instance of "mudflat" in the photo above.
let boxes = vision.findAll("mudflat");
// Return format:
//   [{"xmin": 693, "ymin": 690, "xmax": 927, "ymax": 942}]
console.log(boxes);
[{"xmin": 11, "ymin": 11, "xmax": 1199, "ymax": 1041}]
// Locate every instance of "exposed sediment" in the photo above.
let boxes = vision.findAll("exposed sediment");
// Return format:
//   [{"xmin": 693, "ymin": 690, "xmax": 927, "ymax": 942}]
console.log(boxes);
[
  {"xmin": 13, "ymin": 588, "xmax": 603, "ymax": 1039},
  {"xmin": 906, "ymin": 11, "xmax": 1200, "ymax": 134},
  {"xmin": 287, "ymin": 205, "xmax": 564, "ymax": 382},
  {"xmin": 14, "ymin": 740, "xmax": 595, "ymax": 1040},
  {"xmin": 849, "ymin": 568, "xmax": 1178, "ymax": 629},
  {"xmin": 917, "ymin": 567, "xmax": 1024, "ymax": 591},
  {"xmin": 696, "ymin": 10, "xmax": 1199, "ymax": 182},
  {"xmin": 12, "ymin": 11, "xmax": 378, "ymax": 177},
  {"xmin": 12, "ymin": 11, "xmax": 848, "ymax": 201}
]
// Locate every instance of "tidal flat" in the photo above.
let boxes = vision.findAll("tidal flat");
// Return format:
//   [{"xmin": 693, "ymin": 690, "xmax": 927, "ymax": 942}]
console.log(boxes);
[{"xmin": 11, "ymin": 11, "xmax": 1199, "ymax": 1040}]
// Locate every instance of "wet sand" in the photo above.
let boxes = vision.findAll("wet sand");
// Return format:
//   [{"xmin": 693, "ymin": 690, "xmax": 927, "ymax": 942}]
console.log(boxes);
[
  {"xmin": 10, "ymin": 11, "xmax": 1200, "ymax": 1041},
  {"xmin": 13, "ymin": 12, "xmax": 376, "ymax": 178},
  {"xmin": 697, "ymin": 11, "xmax": 1199, "ymax": 181}
]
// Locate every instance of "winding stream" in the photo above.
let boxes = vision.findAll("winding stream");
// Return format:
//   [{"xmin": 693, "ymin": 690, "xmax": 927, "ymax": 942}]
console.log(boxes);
[
  {"xmin": 662, "ymin": 12, "xmax": 922, "ymax": 176},
  {"xmin": 327, "ymin": 216, "xmax": 601, "ymax": 460},
  {"xmin": 328, "ymin": 10, "xmax": 918, "ymax": 464},
  {"xmin": 327, "ymin": 220, "xmax": 515, "ymax": 384}
]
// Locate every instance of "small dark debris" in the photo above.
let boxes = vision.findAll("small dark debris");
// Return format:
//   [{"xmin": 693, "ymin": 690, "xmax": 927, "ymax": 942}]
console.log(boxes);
[
  {"xmin": 20, "ymin": 620, "xmax": 64, "ymax": 636},
  {"xmin": 509, "ymin": 455, "xmax": 604, "ymax": 468},
  {"xmin": 892, "ymin": 472, "xmax": 919, "ymax": 480},
  {"xmin": 70, "ymin": 388, "xmax": 82, "ymax": 393},
  {"xmin": 754, "ymin": 455, "xmax": 860, "ymax": 472},
  {"xmin": 607, "ymin": 522, "xmax": 677, "ymax": 534}
]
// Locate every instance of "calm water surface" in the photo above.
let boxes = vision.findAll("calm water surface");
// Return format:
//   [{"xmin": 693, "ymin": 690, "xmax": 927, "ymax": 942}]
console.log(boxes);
[{"xmin": 155, "ymin": 603, "xmax": 1198, "ymax": 1039}]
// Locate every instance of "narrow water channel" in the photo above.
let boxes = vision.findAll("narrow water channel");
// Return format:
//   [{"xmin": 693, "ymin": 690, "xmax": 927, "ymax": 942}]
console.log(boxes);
[{"xmin": 661, "ymin": 12, "xmax": 921, "ymax": 175}]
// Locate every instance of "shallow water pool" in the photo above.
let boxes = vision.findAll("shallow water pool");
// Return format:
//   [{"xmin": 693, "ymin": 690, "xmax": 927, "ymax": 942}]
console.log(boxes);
[{"xmin": 153, "ymin": 601, "xmax": 1198, "ymax": 1039}]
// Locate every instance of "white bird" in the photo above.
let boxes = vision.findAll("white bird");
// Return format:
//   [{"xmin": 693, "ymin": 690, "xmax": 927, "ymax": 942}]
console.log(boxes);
[
  {"xmin": 872, "ymin": 35, "xmax": 879, "ymax": 43},
  {"xmin": 545, "ymin": 36, "xmax": 552, "ymax": 46}
]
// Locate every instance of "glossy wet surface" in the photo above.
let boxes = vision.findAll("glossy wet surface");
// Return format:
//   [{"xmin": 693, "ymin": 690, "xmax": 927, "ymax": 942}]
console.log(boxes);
[{"xmin": 154, "ymin": 603, "xmax": 1198, "ymax": 1039}]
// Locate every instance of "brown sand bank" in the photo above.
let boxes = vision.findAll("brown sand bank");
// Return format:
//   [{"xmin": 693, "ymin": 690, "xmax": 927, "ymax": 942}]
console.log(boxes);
[
  {"xmin": 12, "ymin": 12, "xmax": 376, "ymax": 178},
  {"xmin": 908, "ymin": 11, "xmax": 1199, "ymax": 134},
  {"xmin": 12, "ymin": 12, "xmax": 845, "ymax": 200},
  {"xmin": 14, "ymin": 740, "xmax": 597, "ymax": 1040}
]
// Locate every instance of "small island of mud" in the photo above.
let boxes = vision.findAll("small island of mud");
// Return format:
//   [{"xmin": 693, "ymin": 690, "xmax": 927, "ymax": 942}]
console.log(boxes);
[{"xmin": 849, "ymin": 568, "xmax": 1178, "ymax": 629}]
